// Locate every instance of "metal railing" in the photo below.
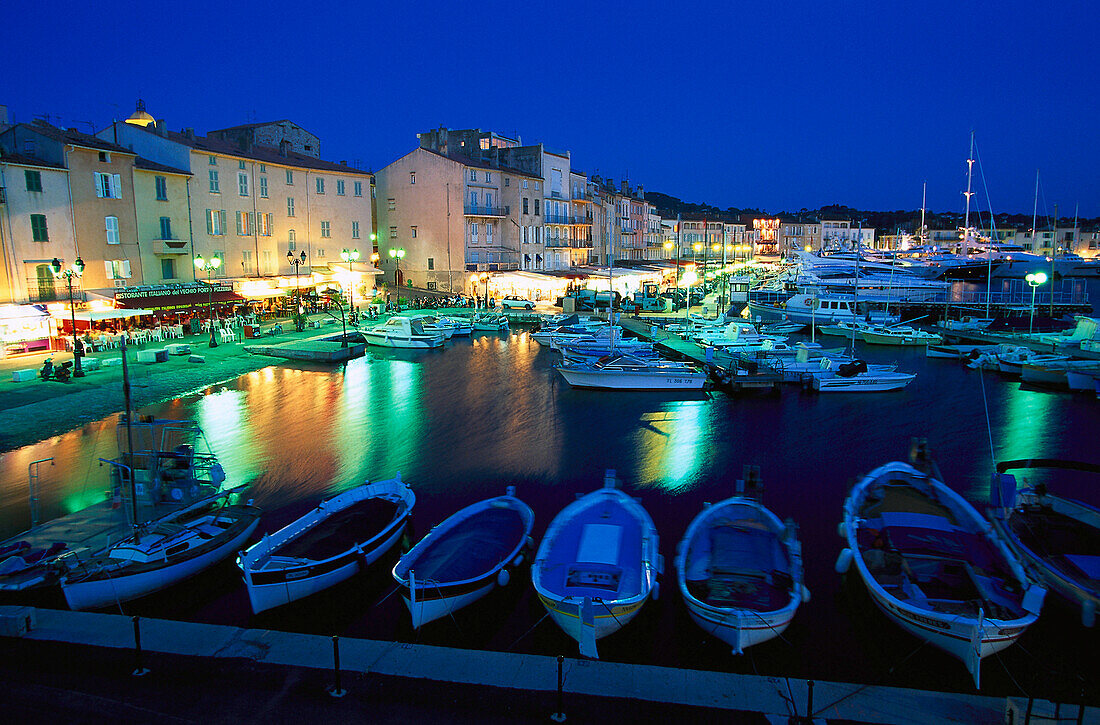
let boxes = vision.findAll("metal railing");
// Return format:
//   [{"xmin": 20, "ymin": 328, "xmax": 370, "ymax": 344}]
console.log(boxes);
[{"xmin": 463, "ymin": 205, "xmax": 509, "ymax": 216}]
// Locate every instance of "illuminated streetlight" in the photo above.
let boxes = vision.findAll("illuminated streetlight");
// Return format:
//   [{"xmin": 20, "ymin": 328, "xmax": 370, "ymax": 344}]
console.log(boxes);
[
  {"xmin": 50, "ymin": 257, "xmax": 86, "ymax": 377},
  {"xmin": 681, "ymin": 269, "xmax": 699, "ymax": 322},
  {"xmin": 1026, "ymin": 271, "xmax": 1048, "ymax": 335},
  {"xmin": 193, "ymin": 254, "xmax": 223, "ymax": 347},
  {"xmin": 341, "ymin": 248, "xmax": 360, "ymax": 322},
  {"xmin": 389, "ymin": 248, "xmax": 406, "ymax": 309},
  {"xmin": 286, "ymin": 251, "xmax": 307, "ymax": 331}
]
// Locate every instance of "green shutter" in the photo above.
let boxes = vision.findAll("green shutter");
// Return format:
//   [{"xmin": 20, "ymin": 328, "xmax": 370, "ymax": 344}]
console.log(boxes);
[
  {"xmin": 206, "ymin": 209, "xmax": 213, "ymax": 235},
  {"xmin": 30, "ymin": 214, "xmax": 49, "ymax": 242},
  {"xmin": 219, "ymin": 210, "xmax": 227, "ymax": 236}
]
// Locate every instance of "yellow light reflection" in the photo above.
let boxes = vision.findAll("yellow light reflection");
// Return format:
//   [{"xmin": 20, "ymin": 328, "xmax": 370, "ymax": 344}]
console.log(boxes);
[
  {"xmin": 194, "ymin": 387, "xmax": 261, "ymax": 489},
  {"xmin": 631, "ymin": 401, "xmax": 709, "ymax": 493}
]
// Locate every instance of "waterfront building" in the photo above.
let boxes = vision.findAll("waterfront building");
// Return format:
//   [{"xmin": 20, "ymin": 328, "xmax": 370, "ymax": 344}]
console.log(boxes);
[{"xmin": 132, "ymin": 158, "xmax": 191, "ymax": 285}]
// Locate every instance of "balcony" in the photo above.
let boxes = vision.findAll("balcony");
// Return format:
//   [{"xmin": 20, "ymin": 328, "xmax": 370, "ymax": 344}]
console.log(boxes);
[
  {"xmin": 544, "ymin": 214, "xmax": 572, "ymax": 224},
  {"xmin": 464, "ymin": 205, "xmax": 509, "ymax": 217},
  {"xmin": 152, "ymin": 238, "xmax": 190, "ymax": 255}
]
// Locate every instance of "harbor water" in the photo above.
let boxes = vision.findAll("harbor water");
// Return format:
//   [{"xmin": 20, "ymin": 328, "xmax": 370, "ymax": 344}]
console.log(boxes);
[{"xmin": 1, "ymin": 320, "xmax": 1098, "ymax": 701}]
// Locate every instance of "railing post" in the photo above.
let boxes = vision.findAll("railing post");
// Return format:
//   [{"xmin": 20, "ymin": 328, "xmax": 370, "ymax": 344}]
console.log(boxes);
[
  {"xmin": 131, "ymin": 615, "xmax": 149, "ymax": 676},
  {"xmin": 328, "ymin": 635, "xmax": 346, "ymax": 697},
  {"xmin": 550, "ymin": 654, "xmax": 566, "ymax": 722}
]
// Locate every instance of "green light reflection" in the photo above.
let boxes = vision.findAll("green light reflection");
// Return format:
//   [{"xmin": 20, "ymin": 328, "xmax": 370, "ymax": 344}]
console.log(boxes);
[
  {"xmin": 632, "ymin": 400, "xmax": 709, "ymax": 494},
  {"xmin": 194, "ymin": 387, "xmax": 261, "ymax": 489}
]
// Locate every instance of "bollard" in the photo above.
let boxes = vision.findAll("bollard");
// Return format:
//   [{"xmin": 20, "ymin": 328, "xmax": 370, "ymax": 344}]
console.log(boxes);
[
  {"xmin": 328, "ymin": 635, "xmax": 346, "ymax": 698},
  {"xmin": 550, "ymin": 654, "xmax": 566, "ymax": 722},
  {"xmin": 131, "ymin": 615, "xmax": 149, "ymax": 676},
  {"xmin": 806, "ymin": 680, "xmax": 814, "ymax": 723}
]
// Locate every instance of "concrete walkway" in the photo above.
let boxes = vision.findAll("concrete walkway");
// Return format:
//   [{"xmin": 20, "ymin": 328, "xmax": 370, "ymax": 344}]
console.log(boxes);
[{"xmin": 0, "ymin": 607, "xmax": 1022, "ymax": 724}]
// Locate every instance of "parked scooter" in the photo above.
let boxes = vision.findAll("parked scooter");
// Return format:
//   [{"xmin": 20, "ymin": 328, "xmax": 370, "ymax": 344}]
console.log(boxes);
[{"xmin": 39, "ymin": 357, "xmax": 73, "ymax": 382}]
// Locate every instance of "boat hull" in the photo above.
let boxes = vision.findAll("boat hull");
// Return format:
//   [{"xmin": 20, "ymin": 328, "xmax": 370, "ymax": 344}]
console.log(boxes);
[
  {"xmin": 362, "ymin": 332, "xmax": 443, "ymax": 349},
  {"xmin": 861, "ymin": 330, "xmax": 942, "ymax": 346},
  {"xmin": 557, "ymin": 367, "xmax": 706, "ymax": 390},
  {"xmin": 812, "ymin": 373, "xmax": 915, "ymax": 392}
]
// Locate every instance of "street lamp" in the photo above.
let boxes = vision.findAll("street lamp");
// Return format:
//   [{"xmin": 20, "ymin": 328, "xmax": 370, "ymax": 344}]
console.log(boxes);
[
  {"xmin": 681, "ymin": 269, "xmax": 699, "ymax": 322},
  {"xmin": 193, "ymin": 254, "xmax": 222, "ymax": 347},
  {"xmin": 663, "ymin": 239, "xmax": 680, "ymax": 306},
  {"xmin": 50, "ymin": 257, "xmax": 86, "ymax": 377},
  {"xmin": 287, "ymin": 250, "xmax": 307, "ymax": 331},
  {"xmin": 340, "ymin": 248, "xmax": 360, "ymax": 322},
  {"xmin": 1026, "ymin": 271, "xmax": 1048, "ymax": 335},
  {"xmin": 477, "ymin": 272, "xmax": 491, "ymax": 309},
  {"xmin": 389, "ymin": 248, "xmax": 405, "ymax": 308}
]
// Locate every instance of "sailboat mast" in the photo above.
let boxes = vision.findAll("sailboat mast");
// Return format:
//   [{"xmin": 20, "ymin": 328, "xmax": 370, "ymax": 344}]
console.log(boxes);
[
  {"xmin": 1031, "ymin": 170, "xmax": 1040, "ymax": 259},
  {"xmin": 120, "ymin": 336, "xmax": 139, "ymax": 540},
  {"xmin": 1051, "ymin": 202, "xmax": 1057, "ymax": 318},
  {"xmin": 963, "ymin": 132, "xmax": 975, "ymax": 255},
  {"xmin": 920, "ymin": 182, "xmax": 927, "ymax": 246}
]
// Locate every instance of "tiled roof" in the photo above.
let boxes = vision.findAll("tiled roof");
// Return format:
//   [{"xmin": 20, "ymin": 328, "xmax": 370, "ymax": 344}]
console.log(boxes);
[
  {"xmin": 417, "ymin": 147, "xmax": 542, "ymax": 179},
  {"xmin": 165, "ymin": 129, "xmax": 371, "ymax": 176},
  {"xmin": 208, "ymin": 119, "xmax": 309, "ymax": 134},
  {"xmin": 134, "ymin": 157, "xmax": 191, "ymax": 176},
  {"xmin": 27, "ymin": 121, "xmax": 134, "ymax": 155},
  {"xmin": 0, "ymin": 151, "xmax": 66, "ymax": 170}
]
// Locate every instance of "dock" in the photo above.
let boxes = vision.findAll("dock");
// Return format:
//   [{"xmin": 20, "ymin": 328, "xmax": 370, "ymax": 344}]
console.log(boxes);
[
  {"xmin": 244, "ymin": 333, "xmax": 366, "ymax": 362},
  {"xmin": 618, "ymin": 315, "xmax": 785, "ymax": 391}
]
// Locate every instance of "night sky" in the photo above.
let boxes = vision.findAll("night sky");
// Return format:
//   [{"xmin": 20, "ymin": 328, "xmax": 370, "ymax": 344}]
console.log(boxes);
[{"xmin": 4, "ymin": 0, "xmax": 1097, "ymax": 217}]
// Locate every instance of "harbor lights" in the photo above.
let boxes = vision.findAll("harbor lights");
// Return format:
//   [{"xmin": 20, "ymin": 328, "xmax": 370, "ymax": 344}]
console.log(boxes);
[
  {"xmin": 478, "ymin": 272, "xmax": 490, "ymax": 309},
  {"xmin": 1026, "ymin": 272, "xmax": 1048, "ymax": 334},
  {"xmin": 50, "ymin": 257, "xmax": 86, "ymax": 377},
  {"xmin": 193, "ymin": 254, "xmax": 222, "ymax": 347},
  {"xmin": 287, "ymin": 251, "xmax": 307, "ymax": 330},
  {"xmin": 681, "ymin": 268, "xmax": 699, "ymax": 322},
  {"xmin": 389, "ymin": 248, "xmax": 405, "ymax": 306},
  {"xmin": 664, "ymin": 239, "xmax": 680, "ymax": 304},
  {"xmin": 340, "ymin": 248, "xmax": 360, "ymax": 322}
]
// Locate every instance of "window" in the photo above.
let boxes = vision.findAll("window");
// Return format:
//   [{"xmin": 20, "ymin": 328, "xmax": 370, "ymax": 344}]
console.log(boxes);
[
  {"xmin": 410, "ymin": 226, "xmax": 417, "ymax": 238},
  {"xmin": 470, "ymin": 223, "xmax": 479, "ymax": 244},
  {"xmin": 535, "ymin": 182, "xmax": 540, "ymax": 190},
  {"xmin": 95, "ymin": 172, "xmax": 122, "ymax": 198},
  {"xmin": 522, "ymin": 180, "xmax": 528, "ymax": 189},
  {"xmin": 315, "ymin": 247, "xmax": 325, "ymax": 258},
  {"xmin": 320, "ymin": 221, "xmax": 331, "ymax": 238},
  {"xmin": 351, "ymin": 221, "xmax": 360, "ymax": 239},
  {"xmin": 208, "ymin": 156, "xmax": 217, "ymax": 165},
  {"xmin": 207, "ymin": 209, "xmax": 226, "ymax": 236},
  {"xmin": 354, "ymin": 180, "xmax": 363, "ymax": 196},
  {"xmin": 469, "ymin": 170, "xmax": 477, "ymax": 181},
  {"xmin": 427, "ymin": 257, "xmax": 434, "ymax": 270},
  {"xmin": 469, "ymin": 191, "xmax": 478, "ymax": 207},
  {"xmin": 243, "ymin": 250, "xmax": 253, "ymax": 267},
  {"xmin": 389, "ymin": 225, "xmax": 397, "ymax": 238},
  {"xmin": 315, "ymin": 177, "xmax": 325, "ymax": 194},
  {"xmin": 487, "ymin": 224, "xmax": 493, "ymax": 243},
  {"xmin": 259, "ymin": 164, "xmax": 266, "ymax": 173},
  {"xmin": 238, "ymin": 172, "xmax": 249, "ymax": 196},
  {"xmin": 209, "ymin": 170, "xmax": 220, "ymax": 193},
  {"xmin": 25, "ymin": 170, "xmax": 43, "ymax": 192},
  {"xmin": 30, "ymin": 214, "xmax": 49, "ymax": 242},
  {"xmin": 504, "ymin": 177, "xmax": 510, "ymax": 187},
  {"xmin": 409, "ymin": 173, "xmax": 415, "ymax": 185},
  {"xmin": 486, "ymin": 192, "xmax": 493, "ymax": 209},
  {"xmin": 523, "ymin": 198, "xmax": 529, "ymax": 215},
  {"xmin": 387, "ymin": 198, "xmax": 396, "ymax": 211},
  {"xmin": 534, "ymin": 199, "xmax": 540, "ymax": 216},
  {"xmin": 99, "ymin": 151, "xmax": 111, "ymax": 163},
  {"xmin": 105, "ymin": 216, "xmax": 120, "ymax": 244},
  {"xmin": 238, "ymin": 160, "xmax": 246, "ymax": 170},
  {"xmin": 287, "ymin": 197, "xmax": 295, "ymax": 216},
  {"xmin": 155, "ymin": 175, "xmax": 168, "ymax": 200},
  {"xmin": 336, "ymin": 180, "xmax": 345, "ymax": 196},
  {"xmin": 259, "ymin": 176, "xmax": 268, "ymax": 198},
  {"xmin": 258, "ymin": 213, "xmax": 272, "ymax": 236},
  {"xmin": 286, "ymin": 169, "xmax": 294, "ymax": 185},
  {"xmin": 288, "ymin": 230, "xmax": 296, "ymax": 249},
  {"xmin": 485, "ymin": 172, "xmax": 492, "ymax": 182},
  {"xmin": 105, "ymin": 259, "xmax": 132, "ymax": 279},
  {"xmin": 263, "ymin": 250, "xmax": 273, "ymax": 273},
  {"xmin": 236, "ymin": 211, "xmax": 252, "ymax": 236},
  {"xmin": 161, "ymin": 258, "xmax": 176, "ymax": 279},
  {"xmin": 159, "ymin": 216, "xmax": 172, "ymax": 239}
]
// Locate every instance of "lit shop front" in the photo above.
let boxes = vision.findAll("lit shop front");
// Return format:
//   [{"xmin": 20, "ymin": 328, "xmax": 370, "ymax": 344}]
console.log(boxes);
[
  {"xmin": 0, "ymin": 304, "xmax": 52, "ymax": 357},
  {"xmin": 113, "ymin": 281, "xmax": 244, "ymax": 317}
]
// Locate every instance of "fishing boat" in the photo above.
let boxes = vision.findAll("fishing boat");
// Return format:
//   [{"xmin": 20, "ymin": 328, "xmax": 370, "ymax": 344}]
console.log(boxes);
[
  {"xmin": 392, "ymin": 486, "xmax": 534, "ymax": 629},
  {"xmin": 60, "ymin": 485, "xmax": 261, "ymax": 610},
  {"xmin": 1066, "ymin": 367, "xmax": 1100, "ymax": 392},
  {"xmin": 817, "ymin": 320, "xmax": 872, "ymax": 337},
  {"xmin": 925, "ymin": 344, "xmax": 999, "ymax": 360},
  {"xmin": 362, "ymin": 316, "xmax": 445, "ymax": 349},
  {"xmin": 471, "ymin": 313, "xmax": 509, "ymax": 332},
  {"xmin": 556, "ymin": 353, "xmax": 708, "ymax": 390},
  {"xmin": 860, "ymin": 325, "xmax": 943, "ymax": 346},
  {"xmin": 532, "ymin": 470, "xmax": 662, "ymax": 658},
  {"xmin": 771, "ymin": 350, "xmax": 897, "ymax": 383},
  {"xmin": 1020, "ymin": 359, "xmax": 1100, "ymax": 388},
  {"xmin": 441, "ymin": 316, "xmax": 473, "ymax": 336},
  {"xmin": 810, "ymin": 360, "xmax": 916, "ymax": 392},
  {"xmin": 239, "ymin": 474, "xmax": 415, "ymax": 614},
  {"xmin": 760, "ymin": 320, "xmax": 806, "ymax": 334},
  {"xmin": 556, "ymin": 329, "xmax": 655, "ymax": 358},
  {"xmin": 676, "ymin": 467, "xmax": 807, "ymax": 654},
  {"xmin": 836, "ymin": 449, "xmax": 1044, "ymax": 688},
  {"xmin": 989, "ymin": 459, "xmax": 1100, "ymax": 628},
  {"xmin": 996, "ymin": 350, "xmax": 1067, "ymax": 377}
]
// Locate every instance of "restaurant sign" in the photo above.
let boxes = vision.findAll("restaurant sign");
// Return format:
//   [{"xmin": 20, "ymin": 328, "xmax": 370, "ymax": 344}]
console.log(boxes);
[{"xmin": 115, "ymin": 281, "xmax": 235, "ymax": 302}]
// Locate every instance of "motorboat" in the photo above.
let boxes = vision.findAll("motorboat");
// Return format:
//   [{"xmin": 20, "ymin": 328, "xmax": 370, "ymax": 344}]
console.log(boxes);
[
  {"xmin": 935, "ymin": 317, "xmax": 994, "ymax": 332},
  {"xmin": 362, "ymin": 317, "xmax": 445, "ymax": 349},
  {"xmin": 556, "ymin": 354, "xmax": 708, "ymax": 390},
  {"xmin": 811, "ymin": 360, "xmax": 916, "ymax": 392},
  {"xmin": 1066, "ymin": 367, "xmax": 1100, "ymax": 392},
  {"xmin": 836, "ymin": 451, "xmax": 1044, "ymax": 688},
  {"xmin": 471, "ymin": 313, "xmax": 509, "ymax": 332},
  {"xmin": 556, "ymin": 327, "xmax": 655, "ymax": 358},
  {"xmin": 817, "ymin": 320, "xmax": 872, "ymax": 337},
  {"xmin": 1020, "ymin": 359, "xmax": 1100, "ymax": 388},
  {"xmin": 996, "ymin": 350, "xmax": 1068, "ymax": 377},
  {"xmin": 549, "ymin": 325, "xmax": 626, "ymax": 351},
  {"xmin": 926, "ymin": 344, "xmax": 999, "ymax": 360},
  {"xmin": 747, "ymin": 291, "xmax": 860, "ymax": 327},
  {"xmin": 676, "ymin": 468, "xmax": 807, "ymax": 654},
  {"xmin": 989, "ymin": 459, "xmax": 1100, "ymax": 628},
  {"xmin": 769, "ymin": 349, "xmax": 896, "ymax": 383},
  {"xmin": 558, "ymin": 339, "xmax": 658, "ymax": 363},
  {"xmin": 239, "ymin": 474, "xmax": 415, "ymax": 614},
  {"xmin": 689, "ymin": 321, "xmax": 785, "ymax": 348},
  {"xmin": 60, "ymin": 486, "xmax": 261, "ymax": 610},
  {"xmin": 393, "ymin": 486, "xmax": 534, "ymax": 629},
  {"xmin": 532, "ymin": 470, "xmax": 662, "ymax": 658},
  {"xmin": 860, "ymin": 326, "xmax": 943, "ymax": 346},
  {"xmin": 442, "ymin": 316, "xmax": 473, "ymax": 336},
  {"xmin": 532, "ymin": 319, "xmax": 608, "ymax": 345},
  {"xmin": 760, "ymin": 320, "xmax": 806, "ymax": 334},
  {"xmin": 409, "ymin": 314, "xmax": 457, "ymax": 339}
]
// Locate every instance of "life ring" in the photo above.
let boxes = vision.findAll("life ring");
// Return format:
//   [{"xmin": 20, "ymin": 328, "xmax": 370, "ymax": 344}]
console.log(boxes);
[{"xmin": 803, "ymin": 299, "xmax": 813, "ymax": 306}]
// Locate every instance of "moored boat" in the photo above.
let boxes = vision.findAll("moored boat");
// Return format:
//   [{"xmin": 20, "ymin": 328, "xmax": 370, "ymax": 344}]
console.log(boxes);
[
  {"xmin": 532, "ymin": 470, "xmax": 662, "ymax": 658},
  {"xmin": 471, "ymin": 313, "xmax": 509, "ymax": 332},
  {"xmin": 676, "ymin": 467, "xmax": 807, "ymax": 654},
  {"xmin": 239, "ymin": 474, "xmax": 415, "ymax": 614},
  {"xmin": 393, "ymin": 487, "xmax": 534, "ymax": 628},
  {"xmin": 811, "ymin": 360, "xmax": 916, "ymax": 392},
  {"xmin": 362, "ymin": 316, "xmax": 445, "ymax": 348},
  {"xmin": 837, "ymin": 451, "xmax": 1044, "ymax": 688},
  {"xmin": 860, "ymin": 326, "xmax": 943, "ymax": 346},
  {"xmin": 556, "ymin": 354, "xmax": 707, "ymax": 390}
]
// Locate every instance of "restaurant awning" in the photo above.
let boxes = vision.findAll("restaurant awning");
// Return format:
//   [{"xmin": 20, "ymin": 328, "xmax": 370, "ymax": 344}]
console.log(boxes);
[
  {"xmin": 70, "ymin": 309, "xmax": 156, "ymax": 321},
  {"xmin": 114, "ymin": 282, "xmax": 243, "ymax": 310}
]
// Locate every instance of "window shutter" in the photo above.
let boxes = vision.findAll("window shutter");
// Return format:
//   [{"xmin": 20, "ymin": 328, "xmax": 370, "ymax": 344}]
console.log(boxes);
[
  {"xmin": 236, "ymin": 213, "xmax": 243, "ymax": 236},
  {"xmin": 219, "ymin": 210, "xmax": 227, "ymax": 235},
  {"xmin": 266, "ymin": 213, "xmax": 273, "ymax": 234},
  {"xmin": 249, "ymin": 212, "xmax": 255, "ymax": 235},
  {"xmin": 206, "ymin": 209, "xmax": 213, "ymax": 235},
  {"xmin": 121, "ymin": 260, "xmax": 132, "ymax": 278},
  {"xmin": 104, "ymin": 261, "xmax": 113, "ymax": 277},
  {"xmin": 112, "ymin": 174, "xmax": 122, "ymax": 198}
]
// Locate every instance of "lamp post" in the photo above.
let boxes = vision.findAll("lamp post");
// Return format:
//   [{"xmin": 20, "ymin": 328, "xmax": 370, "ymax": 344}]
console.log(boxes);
[
  {"xmin": 50, "ymin": 257, "xmax": 86, "ymax": 377},
  {"xmin": 478, "ymin": 272, "xmax": 490, "ymax": 309},
  {"xmin": 389, "ymin": 248, "xmax": 405, "ymax": 309},
  {"xmin": 193, "ymin": 254, "xmax": 222, "ymax": 347},
  {"xmin": 681, "ymin": 269, "xmax": 698, "ymax": 322},
  {"xmin": 286, "ymin": 251, "xmax": 307, "ymax": 330},
  {"xmin": 663, "ymin": 239, "xmax": 680, "ymax": 307},
  {"xmin": 1026, "ymin": 271, "xmax": 1048, "ymax": 335},
  {"xmin": 340, "ymin": 248, "xmax": 360, "ymax": 322}
]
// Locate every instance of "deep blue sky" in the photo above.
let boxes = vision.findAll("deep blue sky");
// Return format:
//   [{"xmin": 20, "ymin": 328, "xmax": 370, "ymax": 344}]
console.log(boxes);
[{"xmin": 4, "ymin": 0, "xmax": 1098, "ymax": 217}]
